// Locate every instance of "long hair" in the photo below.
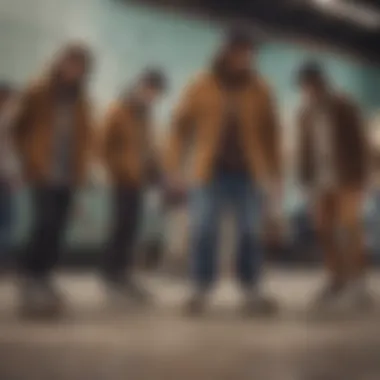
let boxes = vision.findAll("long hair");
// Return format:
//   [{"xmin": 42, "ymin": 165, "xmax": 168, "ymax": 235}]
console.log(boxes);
[{"xmin": 48, "ymin": 42, "xmax": 93, "ymax": 95}]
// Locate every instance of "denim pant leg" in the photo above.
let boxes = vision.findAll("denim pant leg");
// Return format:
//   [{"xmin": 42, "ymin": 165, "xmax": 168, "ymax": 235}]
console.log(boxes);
[
  {"xmin": 189, "ymin": 184, "xmax": 222, "ymax": 291},
  {"xmin": 371, "ymin": 191, "xmax": 380, "ymax": 255},
  {"xmin": 102, "ymin": 186, "xmax": 142, "ymax": 282},
  {"xmin": 21, "ymin": 186, "xmax": 72, "ymax": 278},
  {"xmin": 230, "ymin": 179, "xmax": 263, "ymax": 289},
  {"xmin": 0, "ymin": 183, "xmax": 13, "ymax": 258}
]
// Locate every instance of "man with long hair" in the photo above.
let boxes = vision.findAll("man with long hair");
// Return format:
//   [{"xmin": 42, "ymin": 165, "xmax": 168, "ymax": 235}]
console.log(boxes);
[
  {"xmin": 0, "ymin": 83, "xmax": 17, "ymax": 263},
  {"xmin": 13, "ymin": 43, "xmax": 94, "ymax": 315}
]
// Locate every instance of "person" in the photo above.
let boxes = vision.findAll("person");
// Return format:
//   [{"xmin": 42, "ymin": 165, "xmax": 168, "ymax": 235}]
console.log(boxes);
[
  {"xmin": 99, "ymin": 69, "xmax": 167, "ymax": 303},
  {"xmin": 164, "ymin": 28, "xmax": 282, "ymax": 315},
  {"xmin": 368, "ymin": 124, "xmax": 380, "ymax": 257},
  {"xmin": 296, "ymin": 61, "xmax": 369, "ymax": 312},
  {"xmin": 0, "ymin": 83, "xmax": 17, "ymax": 263},
  {"xmin": 12, "ymin": 43, "xmax": 94, "ymax": 315}
]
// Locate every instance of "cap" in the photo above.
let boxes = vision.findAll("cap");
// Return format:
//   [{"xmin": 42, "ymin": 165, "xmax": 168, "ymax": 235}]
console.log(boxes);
[
  {"xmin": 296, "ymin": 61, "xmax": 325, "ymax": 86},
  {"xmin": 224, "ymin": 27, "xmax": 257, "ymax": 50},
  {"xmin": 141, "ymin": 68, "xmax": 168, "ymax": 92}
]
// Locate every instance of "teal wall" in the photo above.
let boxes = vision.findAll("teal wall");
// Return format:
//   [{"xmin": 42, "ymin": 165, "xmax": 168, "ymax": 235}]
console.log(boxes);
[
  {"xmin": 1, "ymin": 0, "xmax": 379, "ymax": 248},
  {"xmin": 258, "ymin": 42, "xmax": 380, "ymax": 113},
  {"xmin": 0, "ymin": 0, "xmax": 221, "ymax": 119},
  {"xmin": 1, "ymin": 0, "xmax": 379, "ymax": 118}
]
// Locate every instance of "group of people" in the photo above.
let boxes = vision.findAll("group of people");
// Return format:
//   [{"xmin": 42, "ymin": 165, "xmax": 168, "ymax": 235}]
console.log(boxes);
[{"xmin": 0, "ymin": 27, "xmax": 371, "ymax": 317}]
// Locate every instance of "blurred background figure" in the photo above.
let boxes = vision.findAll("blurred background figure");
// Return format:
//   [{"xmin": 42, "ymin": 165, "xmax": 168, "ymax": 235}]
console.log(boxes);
[
  {"xmin": 0, "ymin": 82, "xmax": 17, "ymax": 264},
  {"xmin": 99, "ymin": 69, "xmax": 167, "ymax": 305},
  {"xmin": 296, "ymin": 61, "xmax": 370, "ymax": 314},
  {"xmin": 367, "ymin": 121, "xmax": 380, "ymax": 258},
  {"xmin": 12, "ymin": 43, "xmax": 94, "ymax": 316},
  {"xmin": 165, "ymin": 28, "xmax": 282, "ymax": 315}
]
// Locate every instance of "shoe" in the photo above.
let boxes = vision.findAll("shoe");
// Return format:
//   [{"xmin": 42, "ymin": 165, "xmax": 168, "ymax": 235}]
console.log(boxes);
[
  {"xmin": 354, "ymin": 283, "xmax": 374, "ymax": 311},
  {"xmin": 309, "ymin": 278, "xmax": 373, "ymax": 319},
  {"xmin": 311, "ymin": 280, "xmax": 345, "ymax": 310},
  {"xmin": 184, "ymin": 291, "xmax": 208, "ymax": 316},
  {"xmin": 19, "ymin": 276, "xmax": 64, "ymax": 318},
  {"xmin": 334, "ymin": 278, "xmax": 373, "ymax": 312},
  {"xmin": 124, "ymin": 278, "xmax": 152, "ymax": 304},
  {"xmin": 242, "ymin": 290, "xmax": 279, "ymax": 317},
  {"xmin": 105, "ymin": 277, "xmax": 151, "ymax": 307}
]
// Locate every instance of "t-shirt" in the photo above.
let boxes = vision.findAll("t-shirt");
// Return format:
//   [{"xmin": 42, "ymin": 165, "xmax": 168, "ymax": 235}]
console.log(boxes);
[{"xmin": 214, "ymin": 93, "xmax": 249, "ymax": 175}]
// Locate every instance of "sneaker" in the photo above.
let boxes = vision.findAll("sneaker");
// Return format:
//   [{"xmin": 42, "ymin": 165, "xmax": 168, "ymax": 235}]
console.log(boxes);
[
  {"xmin": 311, "ymin": 280, "xmax": 345, "ymax": 310},
  {"xmin": 104, "ymin": 277, "xmax": 151, "ymax": 307},
  {"xmin": 124, "ymin": 278, "xmax": 152, "ymax": 304},
  {"xmin": 242, "ymin": 290, "xmax": 279, "ymax": 317},
  {"xmin": 19, "ymin": 276, "xmax": 64, "ymax": 318},
  {"xmin": 184, "ymin": 290, "xmax": 208, "ymax": 316},
  {"xmin": 334, "ymin": 278, "xmax": 373, "ymax": 312}
]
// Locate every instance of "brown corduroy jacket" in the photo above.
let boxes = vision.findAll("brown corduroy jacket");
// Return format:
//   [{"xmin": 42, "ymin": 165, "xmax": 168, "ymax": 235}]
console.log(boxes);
[
  {"xmin": 100, "ymin": 101, "xmax": 154, "ymax": 186},
  {"xmin": 164, "ymin": 71, "xmax": 281, "ymax": 184},
  {"xmin": 297, "ymin": 93, "xmax": 368, "ymax": 188},
  {"xmin": 12, "ymin": 80, "xmax": 93, "ymax": 185}
]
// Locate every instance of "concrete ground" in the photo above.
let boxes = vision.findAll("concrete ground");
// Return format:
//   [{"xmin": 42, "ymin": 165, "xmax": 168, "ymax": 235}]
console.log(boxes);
[{"xmin": 0, "ymin": 269, "xmax": 379, "ymax": 380}]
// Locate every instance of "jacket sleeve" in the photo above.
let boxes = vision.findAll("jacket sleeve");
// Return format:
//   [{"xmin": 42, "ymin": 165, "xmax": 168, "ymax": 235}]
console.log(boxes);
[
  {"xmin": 342, "ymin": 98, "xmax": 369, "ymax": 185},
  {"xmin": 164, "ymin": 78, "xmax": 200, "ymax": 178},
  {"xmin": 143, "ymin": 125, "xmax": 162, "ymax": 185},
  {"xmin": 263, "ymin": 89, "xmax": 282, "ymax": 181},
  {"xmin": 249, "ymin": 84, "xmax": 279, "ymax": 186},
  {"xmin": 99, "ymin": 105, "xmax": 122, "ymax": 171},
  {"xmin": 297, "ymin": 108, "xmax": 312, "ymax": 186},
  {"xmin": 11, "ymin": 86, "xmax": 37, "ymax": 164},
  {"xmin": 81, "ymin": 97, "xmax": 96, "ymax": 166}
]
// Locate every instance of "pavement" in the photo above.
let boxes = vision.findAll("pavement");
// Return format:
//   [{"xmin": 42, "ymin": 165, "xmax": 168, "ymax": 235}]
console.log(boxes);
[{"xmin": 0, "ymin": 269, "xmax": 379, "ymax": 380}]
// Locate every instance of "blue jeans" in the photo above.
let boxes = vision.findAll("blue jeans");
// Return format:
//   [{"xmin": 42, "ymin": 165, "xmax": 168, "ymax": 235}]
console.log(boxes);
[
  {"xmin": 189, "ymin": 173, "xmax": 263, "ymax": 291},
  {"xmin": 370, "ymin": 191, "xmax": 380, "ymax": 254}
]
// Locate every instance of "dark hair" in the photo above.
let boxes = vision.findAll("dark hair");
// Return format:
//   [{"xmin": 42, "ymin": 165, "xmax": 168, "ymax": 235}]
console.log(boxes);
[
  {"xmin": 49, "ymin": 43, "xmax": 93, "ymax": 94},
  {"xmin": 296, "ymin": 61, "xmax": 325, "ymax": 86},
  {"xmin": 62, "ymin": 43, "xmax": 92, "ymax": 72},
  {"xmin": 53, "ymin": 43, "xmax": 93, "ymax": 81},
  {"xmin": 224, "ymin": 27, "xmax": 257, "ymax": 51},
  {"xmin": 0, "ymin": 81, "xmax": 14, "ymax": 97},
  {"xmin": 141, "ymin": 68, "xmax": 167, "ymax": 92}
]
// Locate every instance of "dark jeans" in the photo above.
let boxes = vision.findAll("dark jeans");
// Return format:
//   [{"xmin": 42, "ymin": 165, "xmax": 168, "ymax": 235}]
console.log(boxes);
[
  {"xmin": 102, "ymin": 186, "xmax": 142, "ymax": 282},
  {"xmin": 0, "ymin": 181, "xmax": 13, "ymax": 258},
  {"xmin": 189, "ymin": 173, "xmax": 263, "ymax": 291},
  {"xmin": 370, "ymin": 191, "xmax": 380, "ymax": 254},
  {"xmin": 20, "ymin": 185, "xmax": 72, "ymax": 278}
]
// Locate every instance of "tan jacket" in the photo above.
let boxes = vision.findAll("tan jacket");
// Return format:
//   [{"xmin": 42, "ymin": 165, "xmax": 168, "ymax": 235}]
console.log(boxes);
[
  {"xmin": 12, "ymin": 79, "xmax": 93, "ymax": 185},
  {"xmin": 298, "ymin": 93, "xmax": 368, "ymax": 188},
  {"xmin": 100, "ymin": 101, "xmax": 153, "ymax": 186},
  {"xmin": 165, "ymin": 71, "xmax": 281, "ymax": 184}
]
